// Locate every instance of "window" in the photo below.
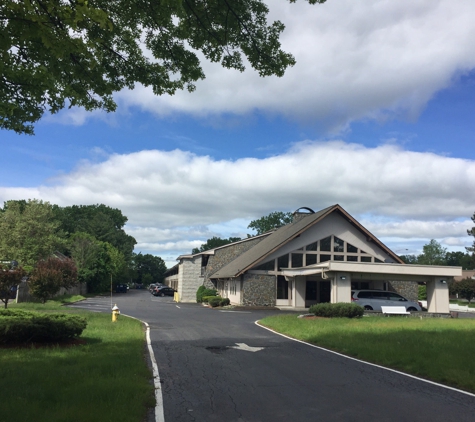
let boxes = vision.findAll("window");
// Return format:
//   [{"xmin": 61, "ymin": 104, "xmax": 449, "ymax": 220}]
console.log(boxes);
[
  {"xmin": 254, "ymin": 260, "xmax": 275, "ymax": 271},
  {"xmin": 306, "ymin": 254, "xmax": 317, "ymax": 266},
  {"xmin": 334, "ymin": 237, "xmax": 344, "ymax": 252},
  {"xmin": 347, "ymin": 243, "xmax": 358, "ymax": 253},
  {"xmin": 347, "ymin": 256, "xmax": 358, "ymax": 262},
  {"xmin": 306, "ymin": 241, "xmax": 318, "ymax": 251},
  {"xmin": 320, "ymin": 236, "xmax": 331, "ymax": 251},
  {"xmin": 291, "ymin": 253, "xmax": 303, "ymax": 268},
  {"xmin": 361, "ymin": 256, "xmax": 372, "ymax": 262},
  {"xmin": 334, "ymin": 255, "xmax": 344, "ymax": 261},
  {"xmin": 320, "ymin": 254, "xmax": 331, "ymax": 262},
  {"xmin": 278, "ymin": 254, "xmax": 289, "ymax": 270}
]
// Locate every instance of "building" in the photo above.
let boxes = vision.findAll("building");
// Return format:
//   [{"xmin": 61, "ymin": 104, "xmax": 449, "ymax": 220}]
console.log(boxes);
[{"xmin": 165, "ymin": 205, "xmax": 461, "ymax": 313}]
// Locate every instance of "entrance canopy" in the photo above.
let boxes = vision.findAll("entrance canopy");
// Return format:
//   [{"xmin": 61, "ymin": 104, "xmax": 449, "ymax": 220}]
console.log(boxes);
[
  {"xmin": 281, "ymin": 261, "xmax": 461, "ymax": 281},
  {"xmin": 280, "ymin": 261, "xmax": 461, "ymax": 313}
]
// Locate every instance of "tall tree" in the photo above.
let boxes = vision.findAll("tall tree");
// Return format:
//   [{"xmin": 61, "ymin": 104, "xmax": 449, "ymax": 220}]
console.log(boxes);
[
  {"xmin": 0, "ymin": 199, "xmax": 65, "ymax": 268},
  {"xmin": 68, "ymin": 232, "xmax": 126, "ymax": 292},
  {"xmin": 445, "ymin": 251, "xmax": 473, "ymax": 270},
  {"xmin": 192, "ymin": 236, "xmax": 242, "ymax": 254},
  {"xmin": 54, "ymin": 204, "xmax": 136, "ymax": 261},
  {"xmin": 1, "ymin": 0, "xmax": 326, "ymax": 135},
  {"xmin": 466, "ymin": 211, "xmax": 475, "ymax": 268},
  {"xmin": 248, "ymin": 211, "xmax": 293, "ymax": 235},
  {"xmin": 133, "ymin": 253, "xmax": 167, "ymax": 285},
  {"xmin": 417, "ymin": 239, "xmax": 447, "ymax": 266}
]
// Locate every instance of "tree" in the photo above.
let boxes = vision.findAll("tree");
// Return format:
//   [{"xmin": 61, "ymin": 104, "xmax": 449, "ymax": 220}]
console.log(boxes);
[
  {"xmin": 28, "ymin": 256, "xmax": 78, "ymax": 303},
  {"xmin": 1, "ymin": 0, "xmax": 326, "ymax": 135},
  {"xmin": 450, "ymin": 278, "xmax": 475, "ymax": 304},
  {"xmin": 68, "ymin": 232, "xmax": 126, "ymax": 292},
  {"xmin": 133, "ymin": 253, "xmax": 167, "ymax": 285},
  {"xmin": 399, "ymin": 254, "xmax": 418, "ymax": 264},
  {"xmin": 191, "ymin": 236, "xmax": 242, "ymax": 254},
  {"xmin": 0, "ymin": 264, "xmax": 26, "ymax": 308},
  {"xmin": 445, "ymin": 251, "xmax": 473, "ymax": 270},
  {"xmin": 417, "ymin": 239, "xmax": 447, "ymax": 266},
  {"xmin": 0, "ymin": 199, "xmax": 65, "ymax": 268},
  {"xmin": 247, "ymin": 211, "xmax": 293, "ymax": 235},
  {"xmin": 54, "ymin": 204, "xmax": 136, "ymax": 261},
  {"xmin": 466, "ymin": 212, "xmax": 475, "ymax": 268}
]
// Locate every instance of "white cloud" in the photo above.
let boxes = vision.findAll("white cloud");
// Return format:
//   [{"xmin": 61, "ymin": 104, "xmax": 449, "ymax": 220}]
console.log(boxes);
[
  {"xmin": 106, "ymin": 0, "xmax": 475, "ymax": 132},
  {"xmin": 1, "ymin": 141, "xmax": 474, "ymax": 263}
]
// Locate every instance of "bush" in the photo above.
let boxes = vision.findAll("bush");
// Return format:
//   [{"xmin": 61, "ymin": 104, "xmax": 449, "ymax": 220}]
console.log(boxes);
[
  {"xmin": 0, "ymin": 309, "xmax": 87, "ymax": 344},
  {"xmin": 202, "ymin": 295, "xmax": 219, "ymax": 303},
  {"xmin": 208, "ymin": 297, "xmax": 230, "ymax": 307},
  {"xmin": 309, "ymin": 302, "xmax": 364, "ymax": 318},
  {"xmin": 418, "ymin": 285, "xmax": 427, "ymax": 300},
  {"xmin": 196, "ymin": 286, "xmax": 217, "ymax": 303}
]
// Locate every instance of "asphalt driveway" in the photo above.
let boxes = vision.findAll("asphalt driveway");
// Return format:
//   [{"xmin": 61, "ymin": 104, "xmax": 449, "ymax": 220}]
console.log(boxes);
[{"xmin": 72, "ymin": 289, "xmax": 475, "ymax": 422}]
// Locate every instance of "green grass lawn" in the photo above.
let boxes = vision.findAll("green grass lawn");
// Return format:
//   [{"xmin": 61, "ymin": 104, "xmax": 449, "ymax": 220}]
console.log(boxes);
[
  {"xmin": 0, "ymin": 299, "xmax": 155, "ymax": 422},
  {"xmin": 259, "ymin": 315, "xmax": 475, "ymax": 393}
]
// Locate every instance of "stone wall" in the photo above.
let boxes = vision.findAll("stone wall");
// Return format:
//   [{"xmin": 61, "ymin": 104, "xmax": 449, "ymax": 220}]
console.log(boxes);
[
  {"xmin": 16, "ymin": 281, "xmax": 87, "ymax": 303},
  {"xmin": 241, "ymin": 273, "xmax": 276, "ymax": 306},
  {"xmin": 388, "ymin": 280, "xmax": 419, "ymax": 302},
  {"xmin": 203, "ymin": 236, "xmax": 266, "ymax": 285}
]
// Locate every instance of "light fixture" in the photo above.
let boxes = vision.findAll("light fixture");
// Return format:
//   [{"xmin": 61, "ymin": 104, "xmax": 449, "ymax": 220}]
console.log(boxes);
[
  {"xmin": 440, "ymin": 280, "xmax": 447, "ymax": 284},
  {"xmin": 340, "ymin": 276, "xmax": 346, "ymax": 280}
]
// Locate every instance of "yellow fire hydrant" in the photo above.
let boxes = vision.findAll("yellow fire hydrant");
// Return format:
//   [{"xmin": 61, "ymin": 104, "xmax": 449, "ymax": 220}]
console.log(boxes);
[{"xmin": 112, "ymin": 304, "xmax": 120, "ymax": 322}]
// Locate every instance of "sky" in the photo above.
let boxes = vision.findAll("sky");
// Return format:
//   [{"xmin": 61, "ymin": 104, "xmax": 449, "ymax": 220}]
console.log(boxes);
[{"xmin": 1, "ymin": 0, "xmax": 475, "ymax": 268}]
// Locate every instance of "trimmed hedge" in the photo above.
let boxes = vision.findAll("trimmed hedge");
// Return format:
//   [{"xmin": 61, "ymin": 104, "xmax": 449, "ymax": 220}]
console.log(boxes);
[
  {"xmin": 309, "ymin": 302, "xmax": 364, "ymax": 318},
  {"xmin": 208, "ymin": 297, "xmax": 230, "ymax": 307},
  {"xmin": 0, "ymin": 309, "xmax": 87, "ymax": 344},
  {"xmin": 196, "ymin": 286, "xmax": 217, "ymax": 303},
  {"xmin": 202, "ymin": 295, "xmax": 219, "ymax": 303}
]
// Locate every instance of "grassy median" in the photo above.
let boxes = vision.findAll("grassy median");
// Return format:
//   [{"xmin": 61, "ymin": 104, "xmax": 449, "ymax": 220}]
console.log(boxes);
[
  {"xmin": 0, "ymin": 299, "xmax": 155, "ymax": 422},
  {"xmin": 259, "ymin": 314, "xmax": 475, "ymax": 393}
]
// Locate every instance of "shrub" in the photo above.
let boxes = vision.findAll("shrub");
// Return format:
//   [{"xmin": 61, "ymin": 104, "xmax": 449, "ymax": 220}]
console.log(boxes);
[
  {"xmin": 220, "ymin": 298, "xmax": 230, "ymax": 306},
  {"xmin": 207, "ymin": 297, "xmax": 230, "ymax": 307},
  {"xmin": 196, "ymin": 286, "xmax": 205, "ymax": 303},
  {"xmin": 418, "ymin": 285, "xmax": 427, "ymax": 300},
  {"xmin": 309, "ymin": 302, "xmax": 364, "ymax": 318},
  {"xmin": 196, "ymin": 286, "xmax": 217, "ymax": 303},
  {"xmin": 202, "ymin": 295, "xmax": 219, "ymax": 303},
  {"xmin": 0, "ymin": 309, "xmax": 87, "ymax": 344}
]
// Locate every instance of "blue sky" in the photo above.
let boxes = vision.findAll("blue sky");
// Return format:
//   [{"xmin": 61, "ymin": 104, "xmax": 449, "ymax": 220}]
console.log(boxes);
[{"xmin": 1, "ymin": 0, "xmax": 475, "ymax": 267}]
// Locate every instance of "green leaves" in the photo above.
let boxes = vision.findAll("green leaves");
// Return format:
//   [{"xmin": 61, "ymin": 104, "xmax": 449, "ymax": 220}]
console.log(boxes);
[{"xmin": 1, "ymin": 0, "xmax": 322, "ymax": 134}]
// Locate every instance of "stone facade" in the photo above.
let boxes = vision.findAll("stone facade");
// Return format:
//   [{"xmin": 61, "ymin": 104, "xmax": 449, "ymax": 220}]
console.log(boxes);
[
  {"xmin": 388, "ymin": 280, "xmax": 419, "ymax": 302},
  {"xmin": 241, "ymin": 273, "xmax": 276, "ymax": 306},
  {"xmin": 204, "ymin": 236, "xmax": 265, "ymax": 286}
]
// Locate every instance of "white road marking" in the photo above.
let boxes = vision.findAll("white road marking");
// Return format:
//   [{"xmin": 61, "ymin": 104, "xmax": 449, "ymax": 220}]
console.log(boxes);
[
  {"xmin": 124, "ymin": 314, "xmax": 166, "ymax": 422},
  {"xmin": 176, "ymin": 305, "xmax": 181, "ymax": 309},
  {"xmin": 220, "ymin": 311, "xmax": 251, "ymax": 313},
  {"xmin": 230, "ymin": 343, "xmax": 264, "ymax": 352},
  {"xmin": 256, "ymin": 321, "xmax": 475, "ymax": 398}
]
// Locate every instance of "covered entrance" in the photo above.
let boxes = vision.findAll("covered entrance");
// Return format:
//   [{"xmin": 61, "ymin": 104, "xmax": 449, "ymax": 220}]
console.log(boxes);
[{"xmin": 305, "ymin": 279, "xmax": 330, "ymax": 308}]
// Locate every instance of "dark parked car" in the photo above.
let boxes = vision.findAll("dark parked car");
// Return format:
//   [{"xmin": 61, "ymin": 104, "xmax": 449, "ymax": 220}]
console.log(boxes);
[
  {"xmin": 152, "ymin": 286, "xmax": 176, "ymax": 297},
  {"xmin": 115, "ymin": 284, "xmax": 128, "ymax": 293}
]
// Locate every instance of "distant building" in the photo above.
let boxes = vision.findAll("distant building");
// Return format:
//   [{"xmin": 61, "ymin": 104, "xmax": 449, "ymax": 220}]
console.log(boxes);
[{"xmin": 165, "ymin": 205, "xmax": 460, "ymax": 313}]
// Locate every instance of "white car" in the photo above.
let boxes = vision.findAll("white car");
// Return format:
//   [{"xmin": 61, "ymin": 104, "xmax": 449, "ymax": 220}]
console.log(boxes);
[{"xmin": 351, "ymin": 290, "xmax": 422, "ymax": 312}]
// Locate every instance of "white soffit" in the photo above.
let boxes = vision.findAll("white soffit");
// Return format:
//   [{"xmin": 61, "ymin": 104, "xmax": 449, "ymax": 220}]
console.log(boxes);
[{"xmin": 281, "ymin": 262, "xmax": 462, "ymax": 278}]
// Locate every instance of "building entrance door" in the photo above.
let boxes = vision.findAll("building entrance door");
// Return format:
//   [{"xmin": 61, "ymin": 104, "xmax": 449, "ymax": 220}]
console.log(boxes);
[
  {"xmin": 319, "ymin": 281, "xmax": 331, "ymax": 303},
  {"xmin": 305, "ymin": 281, "xmax": 318, "ymax": 308}
]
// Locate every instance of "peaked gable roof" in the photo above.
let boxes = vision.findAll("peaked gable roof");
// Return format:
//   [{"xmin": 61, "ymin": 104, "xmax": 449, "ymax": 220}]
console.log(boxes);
[{"xmin": 210, "ymin": 204, "xmax": 403, "ymax": 279}]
